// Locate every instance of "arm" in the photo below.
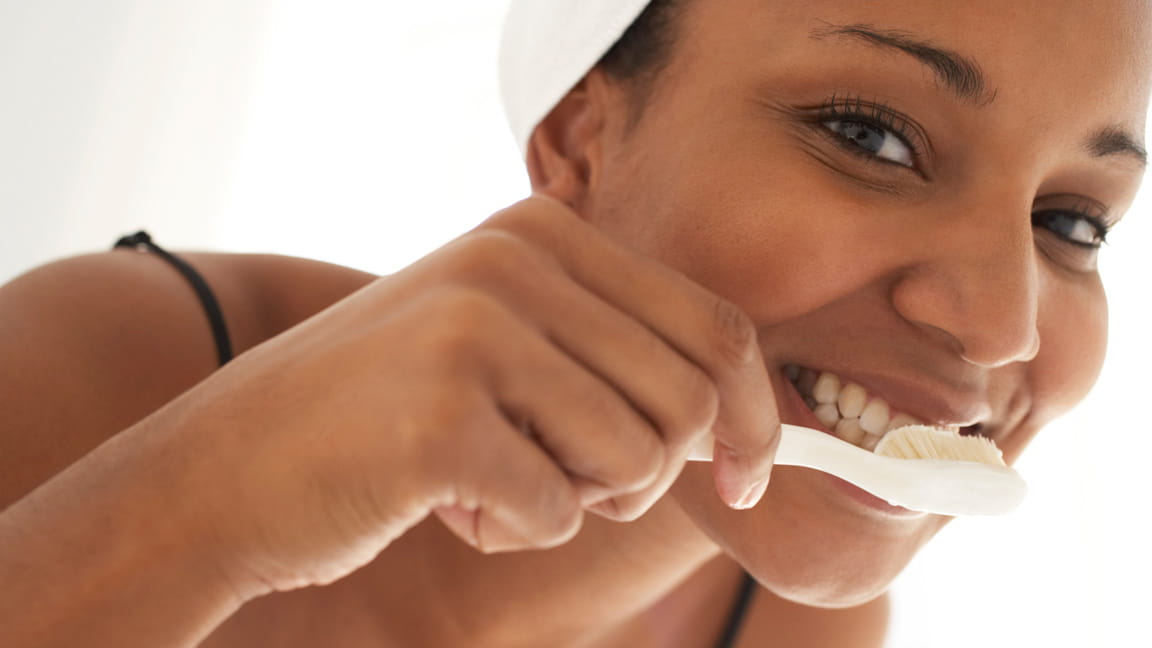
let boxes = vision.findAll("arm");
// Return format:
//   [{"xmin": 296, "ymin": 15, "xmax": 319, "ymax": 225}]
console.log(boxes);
[
  {"xmin": 0, "ymin": 252, "xmax": 261, "ymax": 647},
  {"xmin": 0, "ymin": 416, "xmax": 248, "ymax": 647},
  {"xmin": 0, "ymin": 197, "xmax": 782, "ymax": 646}
]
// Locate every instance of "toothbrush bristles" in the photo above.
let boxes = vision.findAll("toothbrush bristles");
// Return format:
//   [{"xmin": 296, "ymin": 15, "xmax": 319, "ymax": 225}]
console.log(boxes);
[{"xmin": 874, "ymin": 425, "xmax": 1006, "ymax": 466}]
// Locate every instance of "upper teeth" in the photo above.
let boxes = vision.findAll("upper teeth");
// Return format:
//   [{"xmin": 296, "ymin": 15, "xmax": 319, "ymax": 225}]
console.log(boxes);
[{"xmin": 789, "ymin": 366, "xmax": 928, "ymax": 450}]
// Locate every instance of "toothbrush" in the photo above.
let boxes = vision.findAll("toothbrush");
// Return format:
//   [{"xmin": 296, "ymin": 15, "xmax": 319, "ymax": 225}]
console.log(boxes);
[{"xmin": 689, "ymin": 424, "xmax": 1027, "ymax": 516}]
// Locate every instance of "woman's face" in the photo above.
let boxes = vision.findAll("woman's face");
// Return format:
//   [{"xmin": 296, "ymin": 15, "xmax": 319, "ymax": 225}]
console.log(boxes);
[{"xmin": 567, "ymin": 0, "xmax": 1150, "ymax": 606}]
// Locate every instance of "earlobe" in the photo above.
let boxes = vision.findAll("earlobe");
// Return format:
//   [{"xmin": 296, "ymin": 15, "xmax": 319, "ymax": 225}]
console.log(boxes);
[{"xmin": 524, "ymin": 73, "xmax": 609, "ymax": 209}]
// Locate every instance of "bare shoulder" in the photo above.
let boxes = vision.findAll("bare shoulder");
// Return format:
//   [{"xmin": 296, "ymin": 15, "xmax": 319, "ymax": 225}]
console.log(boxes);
[
  {"xmin": 178, "ymin": 251, "xmax": 380, "ymax": 341},
  {"xmin": 0, "ymin": 250, "xmax": 376, "ymax": 510}
]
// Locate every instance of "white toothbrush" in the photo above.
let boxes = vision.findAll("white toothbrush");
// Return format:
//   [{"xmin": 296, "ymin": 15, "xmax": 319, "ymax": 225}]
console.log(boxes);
[{"xmin": 688, "ymin": 424, "xmax": 1027, "ymax": 516}]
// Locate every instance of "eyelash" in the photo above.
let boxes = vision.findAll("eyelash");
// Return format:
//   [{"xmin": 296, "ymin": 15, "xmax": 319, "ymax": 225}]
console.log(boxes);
[
  {"xmin": 813, "ymin": 95, "xmax": 1113, "ymax": 251},
  {"xmin": 814, "ymin": 94, "xmax": 926, "ymax": 169},
  {"xmin": 1032, "ymin": 208, "xmax": 1111, "ymax": 250}
]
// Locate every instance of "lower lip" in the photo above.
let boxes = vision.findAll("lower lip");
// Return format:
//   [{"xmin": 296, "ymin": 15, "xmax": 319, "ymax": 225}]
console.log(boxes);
[{"xmin": 777, "ymin": 370, "xmax": 927, "ymax": 519}]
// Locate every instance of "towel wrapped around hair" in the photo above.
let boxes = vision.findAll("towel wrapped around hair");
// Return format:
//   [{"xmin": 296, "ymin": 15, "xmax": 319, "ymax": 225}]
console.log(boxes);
[{"xmin": 499, "ymin": 0, "xmax": 655, "ymax": 155}]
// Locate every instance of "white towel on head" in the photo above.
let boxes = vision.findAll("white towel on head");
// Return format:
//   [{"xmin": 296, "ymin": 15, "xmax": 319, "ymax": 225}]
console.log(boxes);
[{"xmin": 499, "ymin": 0, "xmax": 655, "ymax": 156}]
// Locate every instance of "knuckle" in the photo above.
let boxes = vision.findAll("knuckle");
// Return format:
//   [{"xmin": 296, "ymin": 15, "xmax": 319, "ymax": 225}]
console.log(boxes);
[
  {"xmin": 675, "ymin": 366, "xmax": 721, "ymax": 439},
  {"xmin": 421, "ymin": 287, "xmax": 506, "ymax": 356},
  {"xmin": 483, "ymin": 200, "xmax": 534, "ymax": 233},
  {"xmin": 603, "ymin": 495, "xmax": 652, "ymax": 523},
  {"xmin": 609, "ymin": 431, "xmax": 665, "ymax": 493},
  {"xmin": 485, "ymin": 195, "xmax": 573, "ymax": 235},
  {"xmin": 710, "ymin": 297, "xmax": 758, "ymax": 367},
  {"xmin": 455, "ymin": 229, "xmax": 541, "ymax": 280},
  {"xmin": 598, "ymin": 474, "xmax": 670, "ymax": 522},
  {"xmin": 400, "ymin": 388, "xmax": 480, "ymax": 487},
  {"xmin": 577, "ymin": 388, "xmax": 665, "ymax": 492},
  {"xmin": 480, "ymin": 197, "xmax": 583, "ymax": 264},
  {"xmin": 563, "ymin": 399, "xmax": 664, "ymax": 494},
  {"xmin": 530, "ymin": 485, "xmax": 583, "ymax": 548}
]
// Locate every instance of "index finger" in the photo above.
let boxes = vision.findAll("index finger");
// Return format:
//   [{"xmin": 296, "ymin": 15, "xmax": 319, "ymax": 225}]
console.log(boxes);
[{"xmin": 483, "ymin": 196, "xmax": 781, "ymax": 509}]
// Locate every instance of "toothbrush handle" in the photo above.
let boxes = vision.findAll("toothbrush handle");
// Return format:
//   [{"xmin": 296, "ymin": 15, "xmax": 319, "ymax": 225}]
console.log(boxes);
[
  {"xmin": 687, "ymin": 425, "xmax": 1028, "ymax": 516},
  {"xmin": 686, "ymin": 424, "xmax": 824, "ymax": 463}
]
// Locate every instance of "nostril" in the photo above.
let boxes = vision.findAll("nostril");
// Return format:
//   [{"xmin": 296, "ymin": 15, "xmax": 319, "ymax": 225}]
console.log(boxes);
[{"xmin": 960, "ymin": 423, "xmax": 984, "ymax": 437}]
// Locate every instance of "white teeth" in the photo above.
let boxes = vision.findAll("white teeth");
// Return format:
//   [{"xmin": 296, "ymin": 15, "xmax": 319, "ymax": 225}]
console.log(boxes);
[
  {"xmin": 837, "ymin": 383, "xmax": 867, "ymax": 418},
  {"xmin": 887, "ymin": 413, "xmax": 919, "ymax": 432},
  {"xmin": 813, "ymin": 372, "xmax": 840, "ymax": 404},
  {"xmin": 835, "ymin": 417, "xmax": 867, "ymax": 444},
  {"xmin": 814, "ymin": 402, "xmax": 841, "ymax": 428},
  {"xmin": 792, "ymin": 367, "xmax": 939, "ymax": 452},
  {"xmin": 859, "ymin": 399, "xmax": 891, "ymax": 435}
]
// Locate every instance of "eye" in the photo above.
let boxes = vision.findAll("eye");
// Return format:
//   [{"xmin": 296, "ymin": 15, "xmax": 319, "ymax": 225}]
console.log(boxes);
[
  {"xmin": 1032, "ymin": 210, "xmax": 1109, "ymax": 249},
  {"xmin": 812, "ymin": 96, "xmax": 925, "ymax": 170},
  {"xmin": 822, "ymin": 119, "xmax": 915, "ymax": 167}
]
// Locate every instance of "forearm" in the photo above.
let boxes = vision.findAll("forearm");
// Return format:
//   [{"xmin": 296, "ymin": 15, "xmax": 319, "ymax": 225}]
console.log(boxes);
[{"xmin": 0, "ymin": 418, "xmax": 251, "ymax": 648}]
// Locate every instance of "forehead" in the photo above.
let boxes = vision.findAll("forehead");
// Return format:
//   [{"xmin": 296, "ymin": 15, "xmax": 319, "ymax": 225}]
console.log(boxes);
[{"xmin": 668, "ymin": 0, "xmax": 1152, "ymax": 134}]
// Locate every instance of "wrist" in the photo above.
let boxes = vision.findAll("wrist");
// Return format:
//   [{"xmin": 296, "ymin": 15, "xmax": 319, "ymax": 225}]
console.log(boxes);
[{"xmin": 0, "ymin": 415, "xmax": 255, "ymax": 647}]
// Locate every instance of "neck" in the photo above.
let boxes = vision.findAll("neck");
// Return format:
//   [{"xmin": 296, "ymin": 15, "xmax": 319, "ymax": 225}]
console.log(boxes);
[{"xmin": 358, "ymin": 496, "xmax": 724, "ymax": 646}]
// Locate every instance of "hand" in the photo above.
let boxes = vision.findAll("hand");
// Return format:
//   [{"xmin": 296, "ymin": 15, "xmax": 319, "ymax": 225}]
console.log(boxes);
[{"xmin": 175, "ymin": 195, "xmax": 781, "ymax": 597}]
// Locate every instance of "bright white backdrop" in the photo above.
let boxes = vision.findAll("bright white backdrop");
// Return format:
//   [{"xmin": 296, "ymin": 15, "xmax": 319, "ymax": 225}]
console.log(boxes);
[{"xmin": 1, "ymin": 1, "xmax": 1149, "ymax": 645}]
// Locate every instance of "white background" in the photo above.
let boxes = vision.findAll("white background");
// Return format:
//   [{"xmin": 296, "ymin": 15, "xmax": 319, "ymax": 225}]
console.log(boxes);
[{"xmin": 2, "ymin": 1, "xmax": 1149, "ymax": 645}]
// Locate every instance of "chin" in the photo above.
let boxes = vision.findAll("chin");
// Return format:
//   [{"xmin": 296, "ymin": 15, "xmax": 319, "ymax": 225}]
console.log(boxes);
[
  {"xmin": 747, "ymin": 552, "xmax": 897, "ymax": 610},
  {"xmin": 672, "ymin": 464, "xmax": 947, "ymax": 608}
]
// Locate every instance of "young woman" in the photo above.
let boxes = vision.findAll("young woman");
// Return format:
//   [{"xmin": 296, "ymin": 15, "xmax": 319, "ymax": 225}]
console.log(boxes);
[{"xmin": 1, "ymin": 0, "xmax": 1146, "ymax": 645}]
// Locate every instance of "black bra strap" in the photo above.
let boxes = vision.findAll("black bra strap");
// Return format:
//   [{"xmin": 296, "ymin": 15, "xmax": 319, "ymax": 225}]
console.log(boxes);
[
  {"xmin": 114, "ymin": 231, "xmax": 234, "ymax": 367},
  {"xmin": 715, "ymin": 572, "xmax": 757, "ymax": 648}
]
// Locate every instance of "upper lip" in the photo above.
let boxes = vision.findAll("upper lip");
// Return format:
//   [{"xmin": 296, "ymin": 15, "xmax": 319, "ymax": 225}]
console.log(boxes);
[{"xmin": 784, "ymin": 364, "xmax": 992, "ymax": 428}]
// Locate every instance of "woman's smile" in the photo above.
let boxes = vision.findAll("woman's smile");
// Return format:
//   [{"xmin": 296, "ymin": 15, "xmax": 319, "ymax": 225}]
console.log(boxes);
[
  {"xmin": 3, "ymin": 0, "xmax": 1148, "ymax": 645},
  {"xmin": 771, "ymin": 366, "xmax": 932, "ymax": 519},
  {"xmin": 781, "ymin": 364, "xmax": 987, "ymax": 441},
  {"xmin": 558, "ymin": 0, "xmax": 1148, "ymax": 607}
]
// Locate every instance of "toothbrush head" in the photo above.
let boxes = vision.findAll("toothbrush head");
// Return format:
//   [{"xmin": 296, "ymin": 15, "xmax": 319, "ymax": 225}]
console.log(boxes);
[{"xmin": 874, "ymin": 425, "xmax": 1006, "ymax": 466}]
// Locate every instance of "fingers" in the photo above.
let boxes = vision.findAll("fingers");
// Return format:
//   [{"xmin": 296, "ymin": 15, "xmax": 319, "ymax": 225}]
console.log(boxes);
[
  {"xmin": 424, "ymin": 288, "xmax": 677, "ymax": 523},
  {"xmin": 483, "ymin": 198, "xmax": 781, "ymax": 508},
  {"xmin": 430, "ymin": 396, "xmax": 580, "ymax": 553},
  {"xmin": 699, "ymin": 300, "xmax": 781, "ymax": 508},
  {"xmin": 437, "ymin": 231, "xmax": 722, "ymax": 513},
  {"xmin": 433, "ymin": 400, "xmax": 584, "ymax": 553}
]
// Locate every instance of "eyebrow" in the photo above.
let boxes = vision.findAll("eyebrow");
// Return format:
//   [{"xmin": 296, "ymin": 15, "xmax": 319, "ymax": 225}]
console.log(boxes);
[
  {"xmin": 810, "ymin": 23, "xmax": 996, "ymax": 106},
  {"xmin": 1088, "ymin": 126, "xmax": 1147, "ymax": 168},
  {"xmin": 813, "ymin": 22, "xmax": 1147, "ymax": 170}
]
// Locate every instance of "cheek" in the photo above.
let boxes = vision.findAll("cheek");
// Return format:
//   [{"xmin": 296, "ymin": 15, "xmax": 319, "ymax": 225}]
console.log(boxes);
[
  {"xmin": 1030, "ymin": 270, "xmax": 1109, "ymax": 421},
  {"xmin": 605, "ymin": 146, "xmax": 907, "ymax": 323},
  {"xmin": 996, "ymin": 269, "xmax": 1108, "ymax": 464}
]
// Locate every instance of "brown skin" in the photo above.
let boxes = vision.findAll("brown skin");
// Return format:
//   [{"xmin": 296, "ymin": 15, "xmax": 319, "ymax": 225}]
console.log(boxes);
[
  {"xmin": 532, "ymin": 0, "xmax": 1148, "ymax": 606},
  {"xmin": 0, "ymin": 0, "xmax": 1147, "ymax": 646}
]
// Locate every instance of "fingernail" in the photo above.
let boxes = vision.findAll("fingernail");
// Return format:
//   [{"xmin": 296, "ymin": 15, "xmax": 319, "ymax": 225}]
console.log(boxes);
[
  {"xmin": 716, "ymin": 446, "xmax": 751, "ymax": 509},
  {"xmin": 734, "ymin": 474, "xmax": 770, "ymax": 510}
]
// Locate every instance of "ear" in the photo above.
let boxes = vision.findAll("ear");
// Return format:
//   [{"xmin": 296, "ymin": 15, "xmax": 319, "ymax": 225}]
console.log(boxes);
[{"xmin": 524, "ymin": 71, "xmax": 613, "ymax": 209}]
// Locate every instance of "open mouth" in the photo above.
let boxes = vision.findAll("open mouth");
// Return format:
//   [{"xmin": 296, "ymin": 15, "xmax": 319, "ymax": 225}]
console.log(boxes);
[{"xmin": 784, "ymin": 364, "xmax": 955, "ymax": 451}]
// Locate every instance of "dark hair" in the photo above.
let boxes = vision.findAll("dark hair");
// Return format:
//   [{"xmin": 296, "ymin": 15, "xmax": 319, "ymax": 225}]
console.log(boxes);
[{"xmin": 597, "ymin": 0, "xmax": 685, "ymax": 110}]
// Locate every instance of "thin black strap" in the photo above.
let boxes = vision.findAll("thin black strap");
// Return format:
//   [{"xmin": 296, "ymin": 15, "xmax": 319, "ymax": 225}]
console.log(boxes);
[
  {"xmin": 114, "ymin": 231, "xmax": 234, "ymax": 367},
  {"xmin": 715, "ymin": 572, "xmax": 757, "ymax": 648}
]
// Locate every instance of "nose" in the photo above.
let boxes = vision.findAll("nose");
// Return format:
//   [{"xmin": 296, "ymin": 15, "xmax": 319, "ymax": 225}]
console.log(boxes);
[{"xmin": 890, "ymin": 203, "xmax": 1041, "ymax": 368}]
